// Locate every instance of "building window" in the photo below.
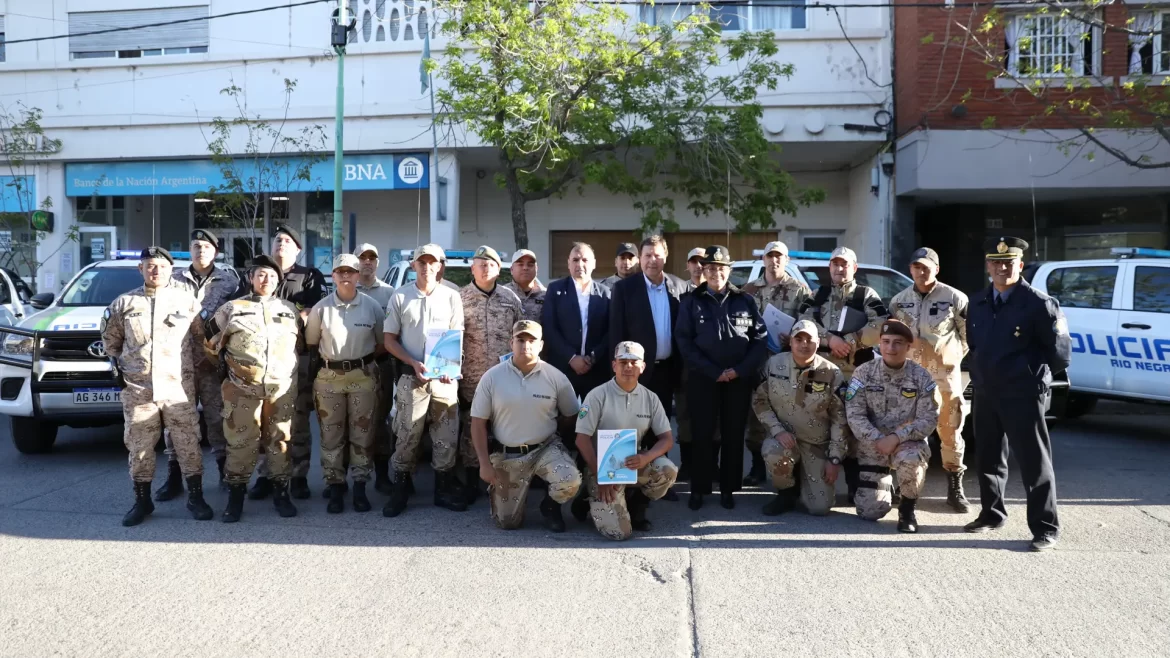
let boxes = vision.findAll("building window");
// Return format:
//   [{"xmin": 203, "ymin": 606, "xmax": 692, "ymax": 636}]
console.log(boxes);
[
  {"xmin": 1006, "ymin": 13, "xmax": 1099, "ymax": 77},
  {"xmin": 1125, "ymin": 12, "xmax": 1169, "ymax": 75},
  {"xmin": 641, "ymin": 1, "xmax": 806, "ymax": 31},
  {"xmin": 69, "ymin": 6, "xmax": 209, "ymax": 61},
  {"xmin": 1044, "ymin": 266, "xmax": 1117, "ymax": 310}
]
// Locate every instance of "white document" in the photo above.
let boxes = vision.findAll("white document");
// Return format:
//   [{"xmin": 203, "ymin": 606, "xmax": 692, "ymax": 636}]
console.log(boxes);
[{"xmin": 763, "ymin": 304, "xmax": 796, "ymax": 351}]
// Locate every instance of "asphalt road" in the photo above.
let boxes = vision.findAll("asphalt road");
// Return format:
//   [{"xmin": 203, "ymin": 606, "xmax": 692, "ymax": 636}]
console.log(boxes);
[{"xmin": 1, "ymin": 401, "xmax": 1168, "ymax": 657}]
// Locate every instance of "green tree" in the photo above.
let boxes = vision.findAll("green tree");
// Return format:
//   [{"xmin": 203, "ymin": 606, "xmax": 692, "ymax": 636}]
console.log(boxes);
[{"xmin": 435, "ymin": 0, "xmax": 823, "ymax": 249}]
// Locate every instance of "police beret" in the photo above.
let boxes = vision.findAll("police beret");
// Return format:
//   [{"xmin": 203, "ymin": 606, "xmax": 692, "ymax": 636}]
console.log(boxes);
[
  {"xmin": 140, "ymin": 246, "xmax": 173, "ymax": 265},
  {"xmin": 251, "ymin": 255, "xmax": 284, "ymax": 283},
  {"xmin": 191, "ymin": 229, "xmax": 220, "ymax": 251},
  {"xmin": 473, "ymin": 245, "xmax": 502, "ymax": 266},
  {"xmin": 701, "ymin": 245, "xmax": 732, "ymax": 266},
  {"xmin": 881, "ymin": 319, "xmax": 914, "ymax": 342},
  {"xmin": 274, "ymin": 224, "xmax": 303, "ymax": 249},
  {"xmin": 986, "ymin": 236, "xmax": 1029, "ymax": 261}
]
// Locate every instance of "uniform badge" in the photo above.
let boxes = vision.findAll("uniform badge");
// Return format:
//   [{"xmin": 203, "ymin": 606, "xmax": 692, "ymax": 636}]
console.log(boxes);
[
  {"xmin": 901, "ymin": 387, "xmax": 917, "ymax": 398},
  {"xmin": 578, "ymin": 404, "xmax": 590, "ymax": 419},
  {"xmin": 810, "ymin": 382, "xmax": 827, "ymax": 393},
  {"xmin": 997, "ymin": 241, "xmax": 1008, "ymax": 254},
  {"xmin": 925, "ymin": 381, "xmax": 936, "ymax": 393},
  {"xmin": 99, "ymin": 307, "xmax": 111, "ymax": 331},
  {"xmin": 1014, "ymin": 326, "xmax": 1021, "ymax": 338},
  {"xmin": 844, "ymin": 378, "xmax": 862, "ymax": 401}
]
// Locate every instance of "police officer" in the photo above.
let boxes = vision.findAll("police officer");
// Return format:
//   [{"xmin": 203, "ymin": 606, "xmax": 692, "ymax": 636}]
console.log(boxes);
[
  {"xmin": 844, "ymin": 319, "xmax": 939, "ymax": 533},
  {"xmin": 103, "ymin": 247, "xmax": 212, "ymax": 526},
  {"xmin": 742, "ymin": 240, "xmax": 812, "ymax": 486},
  {"xmin": 459, "ymin": 246, "xmax": 523, "ymax": 504},
  {"xmin": 675, "ymin": 245, "xmax": 768, "ymax": 510},
  {"xmin": 575, "ymin": 341, "xmax": 678, "ymax": 540},
  {"xmin": 890, "ymin": 247, "xmax": 971, "ymax": 512},
  {"xmin": 306, "ymin": 254, "xmax": 387, "ymax": 514},
  {"xmin": 964, "ymin": 236, "xmax": 1070, "ymax": 552},
  {"xmin": 752, "ymin": 319, "xmax": 847, "ymax": 517},
  {"xmin": 355, "ymin": 242, "xmax": 396, "ymax": 494},
  {"xmin": 207, "ymin": 255, "xmax": 304, "ymax": 522},
  {"xmin": 156, "ymin": 229, "xmax": 240, "ymax": 499},
  {"xmin": 602, "ymin": 242, "xmax": 639, "ymax": 288},
  {"xmin": 247, "ymin": 224, "xmax": 326, "ymax": 502},
  {"xmin": 503, "ymin": 249, "xmax": 546, "ymax": 323},
  {"xmin": 471, "ymin": 320, "xmax": 582, "ymax": 532},
  {"xmin": 382, "ymin": 244, "xmax": 466, "ymax": 517}
]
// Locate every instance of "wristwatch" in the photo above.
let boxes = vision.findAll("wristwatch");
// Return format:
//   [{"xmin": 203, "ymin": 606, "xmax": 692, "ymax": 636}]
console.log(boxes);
[{"xmin": 829, "ymin": 457, "xmax": 842, "ymax": 465}]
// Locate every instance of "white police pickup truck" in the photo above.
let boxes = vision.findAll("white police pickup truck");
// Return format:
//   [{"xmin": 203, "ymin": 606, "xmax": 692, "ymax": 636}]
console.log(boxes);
[
  {"xmin": 1027, "ymin": 247, "xmax": 1170, "ymax": 416},
  {"xmin": 0, "ymin": 254, "xmax": 192, "ymax": 453}
]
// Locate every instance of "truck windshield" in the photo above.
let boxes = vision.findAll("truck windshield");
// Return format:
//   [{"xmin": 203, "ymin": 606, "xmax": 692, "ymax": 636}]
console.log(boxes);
[{"xmin": 59, "ymin": 268, "xmax": 144, "ymax": 307}]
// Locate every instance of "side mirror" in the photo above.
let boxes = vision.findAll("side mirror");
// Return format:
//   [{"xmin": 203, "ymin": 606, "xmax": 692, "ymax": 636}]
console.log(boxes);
[{"xmin": 29, "ymin": 292, "xmax": 54, "ymax": 310}]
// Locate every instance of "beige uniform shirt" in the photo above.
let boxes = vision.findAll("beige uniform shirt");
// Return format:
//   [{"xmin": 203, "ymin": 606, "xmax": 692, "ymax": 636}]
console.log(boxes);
[
  {"xmin": 460, "ymin": 283, "xmax": 523, "ymax": 396},
  {"xmin": 746, "ymin": 273, "xmax": 811, "ymax": 329},
  {"xmin": 357, "ymin": 278, "xmax": 395, "ymax": 311},
  {"xmin": 383, "ymin": 282, "xmax": 464, "ymax": 364},
  {"xmin": 205, "ymin": 294, "xmax": 303, "ymax": 399},
  {"xmin": 799, "ymin": 280, "xmax": 888, "ymax": 372},
  {"xmin": 844, "ymin": 358, "xmax": 939, "ymax": 444},
  {"xmin": 503, "ymin": 280, "xmax": 546, "ymax": 323},
  {"xmin": 576, "ymin": 379, "xmax": 671, "ymax": 448},
  {"xmin": 470, "ymin": 360, "xmax": 579, "ymax": 446},
  {"xmin": 889, "ymin": 282, "xmax": 969, "ymax": 384},
  {"xmin": 752, "ymin": 352, "xmax": 848, "ymax": 460},
  {"xmin": 102, "ymin": 284, "xmax": 202, "ymax": 402},
  {"xmin": 306, "ymin": 291, "xmax": 387, "ymax": 362}
]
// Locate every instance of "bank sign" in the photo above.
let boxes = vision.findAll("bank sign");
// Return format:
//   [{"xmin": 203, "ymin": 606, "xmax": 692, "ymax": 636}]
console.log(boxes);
[{"xmin": 65, "ymin": 153, "xmax": 428, "ymax": 197}]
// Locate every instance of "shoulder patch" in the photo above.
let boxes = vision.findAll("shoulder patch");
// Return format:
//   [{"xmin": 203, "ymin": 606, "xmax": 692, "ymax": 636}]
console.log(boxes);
[
  {"xmin": 578, "ymin": 403, "xmax": 590, "ymax": 419},
  {"xmin": 844, "ymin": 378, "xmax": 863, "ymax": 401},
  {"xmin": 924, "ymin": 380, "xmax": 937, "ymax": 393}
]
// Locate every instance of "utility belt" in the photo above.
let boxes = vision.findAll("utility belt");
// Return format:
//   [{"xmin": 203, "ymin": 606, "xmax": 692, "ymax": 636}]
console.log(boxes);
[
  {"xmin": 489, "ymin": 438, "xmax": 549, "ymax": 455},
  {"xmin": 323, "ymin": 353, "xmax": 377, "ymax": 372}
]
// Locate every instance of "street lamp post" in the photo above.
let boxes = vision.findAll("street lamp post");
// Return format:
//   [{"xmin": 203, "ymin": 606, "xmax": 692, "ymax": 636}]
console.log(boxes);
[{"xmin": 330, "ymin": 3, "xmax": 355, "ymax": 262}]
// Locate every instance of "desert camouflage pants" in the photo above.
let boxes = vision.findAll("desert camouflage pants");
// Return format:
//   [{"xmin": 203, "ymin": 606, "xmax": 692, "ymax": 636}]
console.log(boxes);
[
  {"xmin": 761, "ymin": 437, "xmax": 834, "ymax": 516},
  {"xmin": 372, "ymin": 358, "xmax": 395, "ymax": 458},
  {"xmin": 222, "ymin": 380, "xmax": 296, "ymax": 486},
  {"xmin": 585, "ymin": 456, "xmax": 678, "ymax": 541},
  {"xmin": 487, "ymin": 439, "xmax": 581, "ymax": 529},
  {"xmin": 163, "ymin": 361, "xmax": 226, "ymax": 460},
  {"xmin": 257, "ymin": 356, "xmax": 312, "ymax": 478},
  {"xmin": 315, "ymin": 365, "xmax": 378, "ymax": 484},
  {"xmin": 391, "ymin": 374, "xmax": 458, "ymax": 474},
  {"xmin": 457, "ymin": 389, "xmax": 483, "ymax": 468},
  {"xmin": 933, "ymin": 374, "xmax": 967, "ymax": 473},
  {"xmin": 854, "ymin": 439, "xmax": 930, "ymax": 521},
  {"xmin": 123, "ymin": 387, "xmax": 202, "ymax": 483}
]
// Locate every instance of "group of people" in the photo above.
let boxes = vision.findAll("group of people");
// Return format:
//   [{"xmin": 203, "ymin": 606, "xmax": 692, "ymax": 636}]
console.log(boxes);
[{"xmin": 102, "ymin": 227, "xmax": 1070, "ymax": 550}]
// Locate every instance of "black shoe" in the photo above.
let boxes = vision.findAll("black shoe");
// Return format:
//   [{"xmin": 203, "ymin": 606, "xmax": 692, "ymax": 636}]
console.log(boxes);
[
  {"xmin": 326, "ymin": 483, "xmax": 346, "ymax": 514},
  {"xmin": 272, "ymin": 480, "xmax": 298, "ymax": 518},
  {"xmin": 742, "ymin": 450, "xmax": 765, "ymax": 487},
  {"xmin": 222, "ymin": 483, "xmax": 246, "ymax": 523},
  {"xmin": 248, "ymin": 476, "xmax": 273, "ymax": 500},
  {"xmin": 154, "ymin": 461, "xmax": 184, "ymax": 501},
  {"xmin": 662, "ymin": 488, "xmax": 679, "ymax": 502},
  {"xmin": 720, "ymin": 491, "xmax": 735, "ymax": 510},
  {"xmin": 383, "ymin": 472, "xmax": 412, "ymax": 518},
  {"xmin": 216, "ymin": 456, "xmax": 227, "ymax": 491},
  {"xmin": 352, "ymin": 481, "xmax": 371, "ymax": 513},
  {"xmin": 626, "ymin": 489, "xmax": 651, "ymax": 532},
  {"xmin": 185, "ymin": 476, "xmax": 213, "ymax": 521},
  {"xmin": 122, "ymin": 481, "xmax": 155, "ymax": 527},
  {"xmin": 433, "ymin": 470, "xmax": 468, "ymax": 512},
  {"xmin": 289, "ymin": 476, "xmax": 311, "ymax": 500},
  {"xmin": 946, "ymin": 471, "xmax": 971, "ymax": 513},
  {"xmin": 964, "ymin": 515, "xmax": 1006, "ymax": 533},
  {"xmin": 762, "ymin": 487, "xmax": 798, "ymax": 516},
  {"xmin": 897, "ymin": 497, "xmax": 919, "ymax": 533},
  {"xmin": 570, "ymin": 495, "xmax": 590, "ymax": 523},
  {"xmin": 463, "ymin": 466, "xmax": 481, "ymax": 505},
  {"xmin": 373, "ymin": 458, "xmax": 393, "ymax": 495},
  {"xmin": 540, "ymin": 494, "xmax": 566, "ymax": 533},
  {"xmin": 1030, "ymin": 534, "xmax": 1058, "ymax": 552},
  {"xmin": 688, "ymin": 493, "xmax": 704, "ymax": 511}
]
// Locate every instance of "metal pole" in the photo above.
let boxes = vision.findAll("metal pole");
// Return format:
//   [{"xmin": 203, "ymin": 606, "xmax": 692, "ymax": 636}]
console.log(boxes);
[{"xmin": 332, "ymin": 4, "xmax": 347, "ymax": 262}]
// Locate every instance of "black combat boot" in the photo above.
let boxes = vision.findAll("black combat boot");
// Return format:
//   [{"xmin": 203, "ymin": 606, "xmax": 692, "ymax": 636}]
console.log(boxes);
[
  {"xmin": 321, "ymin": 479, "xmax": 349, "ymax": 499},
  {"xmin": 539, "ymin": 494, "xmax": 566, "ymax": 533},
  {"xmin": 373, "ymin": 457, "xmax": 393, "ymax": 495},
  {"xmin": 289, "ymin": 476, "xmax": 311, "ymax": 500},
  {"xmin": 742, "ymin": 450, "xmax": 765, "ymax": 487},
  {"xmin": 762, "ymin": 486, "xmax": 799, "ymax": 516},
  {"xmin": 185, "ymin": 475, "xmax": 213, "ymax": 521},
  {"xmin": 946, "ymin": 471, "xmax": 970, "ymax": 513},
  {"xmin": 897, "ymin": 497, "xmax": 919, "ymax": 533},
  {"xmin": 326, "ymin": 483, "xmax": 346, "ymax": 514},
  {"xmin": 626, "ymin": 489, "xmax": 652, "ymax": 532},
  {"xmin": 215, "ymin": 456, "xmax": 227, "ymax": 491},
  {"xmin": 570, "ymin": 493, "xmax": 590, "ymax": 522},
  {"xmin": 154, "ymin": 460, "xmax": 184, "ymax": 501},
  {"xmin": 842, "ymin": 458, "xmax": 860, "ymax": 507},
  {"xmin": 891, "ymin": 486, "xmax": 902, "ymax": 506},
  {"xmin": 248, "ymin": 476, "xmax": 273, "ymax": 500},
  {"xmin": 352, "ymin": 481, "xmax": 371, "ymax": 513},
  {"xmin": 383, "ymin": 472, "xmax": 413, "ymax": 518},
  {"xmin": 272, "ymin": 480, "xmax": 298, "ymax": 518},
  {"xmin": 433, "ymin": 470, "xmax": 468, "ymax": 512},
  {"xmin": 222, "ymin": 483, "xmax": 246, "ymax": 523},
  {"xmin": 463, "ymin": 466, "xmax": 481, "ymax": 505},
  {"xmin": 122, "ymin": 481, "xmax": 155, "ymax": 527}
]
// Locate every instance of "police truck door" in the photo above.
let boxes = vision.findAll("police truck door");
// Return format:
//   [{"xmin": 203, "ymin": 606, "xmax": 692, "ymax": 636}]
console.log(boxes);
[
  {"xmin": 1040, "ymin": 264, "xmax": 1120, "ymax": 394},
  {"xmin": 1112, "ymin": 262, "xmax": 1170, "ymax": 402},
  {"xmin": 0, "ymin": 269, "xmax": 26, "ymax": 321}
]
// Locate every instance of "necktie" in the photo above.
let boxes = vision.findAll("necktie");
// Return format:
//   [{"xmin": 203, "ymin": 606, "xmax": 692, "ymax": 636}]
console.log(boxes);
[{"xmin": 993, "ymin": 294, "xmax": 1004, "ymax": 314}]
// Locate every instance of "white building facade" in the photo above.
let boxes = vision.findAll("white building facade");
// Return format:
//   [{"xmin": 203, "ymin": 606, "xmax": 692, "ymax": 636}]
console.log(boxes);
[{"xmin": 0, "ymin": 0, "xmax": 893, "ymax": 290}]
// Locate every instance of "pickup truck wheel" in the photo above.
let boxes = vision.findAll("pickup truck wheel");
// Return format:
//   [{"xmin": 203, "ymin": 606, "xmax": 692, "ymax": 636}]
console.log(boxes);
[
  {"xmin": 1063, "ymin": 394, "xmax": 1098, "ymax": 419},
  {"xmin": 10, "ymin": 417, "xmax": 59, "ymax": 454}
]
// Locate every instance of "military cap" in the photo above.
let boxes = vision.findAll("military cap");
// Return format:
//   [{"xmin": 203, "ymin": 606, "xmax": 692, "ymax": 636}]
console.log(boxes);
[
  {"xmin": 790, "ymin": 319, "xmax": 820, "ymax": 341},
  {"xmin": 512, "ymin": 320, "xmax": 542, "ymax": 340},
  {"xmin": 986, "ymin": 236, "xmax": 1029, "ymax": 261},
  {"xmin": 701, "ymin": 245, "xmax": 733, "ymax": 266},
  {"xmin": 333, "ymin": 253, "xmax": 360, "ymax": 272},
  {"xmin": 614, "ymin": 340, "xmax": 645, "ymax": 361},
  {"xmin": 830, "ymin": 246, "xmax": 857, "ymax": 263},
  {"xmin": 273, "ymin": 223, "xmax": 303, "ymax": 249},
  {"xmin": 354, "ymin": 243, "xmax": 379, "ymax": 259},
  {"xmin": 686, "ymin": 247, "xmax": 707, "ymax": 262},
  {"xmin": 511, "ymin": 248, "xmax": 537, "ymax": 263},
  {"xmin": 616, "ymin": 243, "xmax": 638, "ymax": 258},
  {"xmin": 140, "ymin": 246, "xmax": 174, "ymax": 265},
  {"xmin": 190, "ymin": 229, "xmax": 219, "ymax": 251},
  {"xmin": 412, "ymin": 243, "xmax": 446, "ymax": 263},
  {"xmin": 251, "ymin": 254, "xmax": 284, "ymax": 283},
  {"xmin": 880, "ymin": 319, "xmax": 914, "ymax": 342},
  {"xmin": 473, "ymin": 245, "xmax": 502, "ymax": 266},
  {"xmin": 911, "ymin": 247, "xmax": 939, "ymax": 268},
  {"xmin": 763, "ymin": 241, "xmax": 789, "ymax": 257}
]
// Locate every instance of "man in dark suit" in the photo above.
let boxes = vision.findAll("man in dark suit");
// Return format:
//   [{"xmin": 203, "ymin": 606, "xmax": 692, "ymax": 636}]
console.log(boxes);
[{"xmin": 542, "ymin": 242, "xmax": 612, "ymax": 400}]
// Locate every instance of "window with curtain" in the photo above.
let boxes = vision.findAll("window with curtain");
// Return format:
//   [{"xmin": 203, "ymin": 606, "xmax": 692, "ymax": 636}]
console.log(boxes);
[
  {"xmin": 1006, "ymin": 13, "xmax": 1098, "ymax": 77},
  {"xmin": 68, "ymin": 6, "xmax": 209, "ymax": 60},
  {"xmin": 641, "ymin": 1, "xmax": 806, "ymax": 31}
]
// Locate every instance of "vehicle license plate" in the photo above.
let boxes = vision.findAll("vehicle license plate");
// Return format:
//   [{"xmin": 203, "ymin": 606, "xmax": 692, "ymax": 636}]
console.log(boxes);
[{"xmin": 74, "ymin": 388, "xmax": 120, "ymax": 404}]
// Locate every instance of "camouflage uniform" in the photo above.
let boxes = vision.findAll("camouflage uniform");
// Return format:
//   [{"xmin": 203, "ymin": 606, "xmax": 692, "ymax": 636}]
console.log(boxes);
[
  {"xmin": 798, "ymin": 280, "xmax": 888, "ymax": 381},
  {"xmin": 102, "ymin": 284, "xmax": 204, "ymax": 482},
  {"xmin": 358, "ymin": 278, "xmax": 396, "ymax": 460},
  {"xmin": 458, "ymin": 282, "xmax": 522, "ymax": 467},
  {"xmin": 843, "ymin": 358, "xmax": 939, "ymax": 520},
  {"xmin": 205, "ymin": 294, "xmax": 303, "ymax": 486},
  {"xmin": 502, "ymin": 280, "xmax": 546, "ymax": 323},
  {"xmin": 744, "ymin": 273, "xmax": 812, "ymax": 453},
  {"xmin": 890, "ymin": 283, "xmax": 969, "ymax": 472},
  {"xmin": 489, "ymin": 440, "xmax": 581, "ymax": 529},
  {"xmin": 752, "ymin": 352, "xmax": 847, "ymax": 515}
]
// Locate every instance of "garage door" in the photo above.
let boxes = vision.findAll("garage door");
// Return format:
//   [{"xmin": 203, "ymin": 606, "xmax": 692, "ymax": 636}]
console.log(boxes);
[
  {"xmin": 663, "ymin": 231, "xmax": 777, "ymax": 280},
  {"xmin": 548, "ymin": 230, "xmax": 642, "ymax": 279}
]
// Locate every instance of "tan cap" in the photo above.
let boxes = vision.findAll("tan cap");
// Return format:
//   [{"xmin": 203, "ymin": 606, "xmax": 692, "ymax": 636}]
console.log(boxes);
[
  {"xmin": 830, "ymin": 246, "xmax": 857, "ymax": 263},
  {"xmin": 412, "ymin": 243, "xmax": 445, "ymax": 263},
  {"xmin": 333, "ymin": 253, "xmax": 360, "ymax": 271},
  {"xmin": 790, "ymin": 319, "xmax": 819, "ymax": 340},
  {"xmin": 614, "ymin": 340, "xmax": 645, "ymax": 361},
  {"xmin": 354, "ymin": 243, "xmax": 379, "ymax": 259},
  {"xmin": 686, "ymin": 247, "xmax": 707, "ymax": 262},
  {"xmin": 473, "ymin": 245, "xmax": 502, "ymax": 266},
  {"xmin": 512, "ymin": 320, "xmax": 542, "ymax": 340},
  {"xmin": 511, "ymin": 248, "xmax": 537, "ymax": 263},
  {"xmin": 763, "ymin": 241, "xmax": 789, "ymax": 257}
]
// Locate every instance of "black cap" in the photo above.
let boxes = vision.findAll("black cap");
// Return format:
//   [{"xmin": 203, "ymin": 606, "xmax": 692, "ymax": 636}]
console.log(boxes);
[
  {"xmin": 910, "ymin": 247, "xmax": 939, "ymax": 268},
  {"xmin": 191, "ymin": 229, "xmax": 219, "ymax": 251},
  {"xmin": 881, "ymin": 319, "xmax": 914, "ymax": 342},
  {"xmin": 250, "ymin": 255, "xmax": 284, "ymax": 283},
  {"xmin": 274, "ymin": 224, "xmax": 303, "ymax": 249},
  {"xmin": 616, "ymin": 242, "xmax": 637, "ymax": 257},
  {"xmin": 701, "ymin": 245, "xmax": 732, "ymax": 266},
  {"xmin": 140, "ymin": 246, "xmax": 174, "ymax": 265},
  {"xmin": 985, "ymin": 236, "xmax": 1029, "ymax": 261}
]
